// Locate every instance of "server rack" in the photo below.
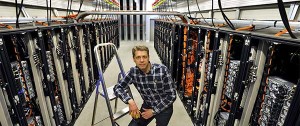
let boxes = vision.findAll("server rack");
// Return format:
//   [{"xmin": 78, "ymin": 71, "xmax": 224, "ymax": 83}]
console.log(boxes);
[
  {"xmin": 250, "ymin": 42, "xmax": 300, "ymax": 126},
  {"xmin": 0, "ymin": 20, "xmax": 120, "ymax": 126},
  {"xmin": 82, "ymin": 24, "xmax": 96, "ymax": 93},
  {"xmin": 80, "ymin": 24, "xmax": 94, "ymax": 101},
  {"xmin": 51, "ymin": 27, "xmax": 74, "ymax": 122},
  {"xmin": 154, "ymin": 20, "xmax": 300, "ymax": 126},
  {"xmin": 0, "ymin": 63, "xmax": 13, "ymax": 126}
]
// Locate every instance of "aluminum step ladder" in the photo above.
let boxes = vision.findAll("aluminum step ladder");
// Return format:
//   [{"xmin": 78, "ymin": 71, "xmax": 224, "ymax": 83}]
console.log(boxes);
[{"xmin": 91, "ymin": 43, "xmax": 132, "ymax": 126}]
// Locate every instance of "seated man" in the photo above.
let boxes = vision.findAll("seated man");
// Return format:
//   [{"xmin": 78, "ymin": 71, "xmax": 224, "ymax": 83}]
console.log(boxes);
[{"xmin": 114, "ymin": 45, "xmax": 176, "ymax": 126}]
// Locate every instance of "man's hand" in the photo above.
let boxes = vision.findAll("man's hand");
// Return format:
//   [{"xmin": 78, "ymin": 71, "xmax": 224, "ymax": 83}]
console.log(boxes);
[
  {"xmin": 128, "ymin": 99, "xmax": 140, "ymax": 119},
  {"xmin": 141, "ymin": 108, "xmax": 154, "ymax": 119}
]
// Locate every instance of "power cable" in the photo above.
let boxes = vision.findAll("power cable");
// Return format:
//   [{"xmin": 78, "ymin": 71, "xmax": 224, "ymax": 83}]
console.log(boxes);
[
  {"xmin": 277, "ymin": 0, "xmax": 297, "ymax": 39},
  {"xmin": 15, "ymin": 0, "xmax": 24, "ymax": 28},
  {"xmin": 253, "ymin": 26, "xmax": 271, "ymax": 31},
  {"xmin": 66, "ymin": 0, "xmax": 70, "ymax": 23},
  {"xmin": 186, "ymin": 0, "xmax": 192, "ymax": 18},
  {"xmin": 78, "ymin": 0, "xmax": 84, "ymax": 14},
  {"xmin": 211, "ymin": 0, "xmax": 215, "ymax": 27},
  {"xmin": 218, "ymin": 0, "xmax": 235, "ymax": 30},
  {"xmin": 46, "ymin": 0, "xmax": 49, "ymax": 25},
  {"xmin": 195, "ymin": 0, "xmax": 209, "ymax": 25},
  {"xmin": 17, "ymin": 0, "xmax": 24, "ymax": 17},
  {"xmin": 15, "ymin": 0, "xmax": 18, "ymax": 28},
  {"xmin": 48, "ymin": 0, "xmax": 52, "ymax": 26},
  {"xmin": 69, "ymin": 0, "xmax": 73, "ymax": 16}
]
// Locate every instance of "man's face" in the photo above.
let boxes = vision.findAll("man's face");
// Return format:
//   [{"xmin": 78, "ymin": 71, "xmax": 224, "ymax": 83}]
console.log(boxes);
[{"xmin": 133, "ymin": 50, "xmax": 150, "ymax": 71}]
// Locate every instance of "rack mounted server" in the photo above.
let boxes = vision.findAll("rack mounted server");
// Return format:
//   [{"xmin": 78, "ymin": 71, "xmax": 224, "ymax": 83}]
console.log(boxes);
[
  {"xmin": 0, "ymin": 20, "xmax": 119, "ymax": 126},
  {"xmin": 154, "ymin": 20, "xmax": 300, "ymax": 126}
]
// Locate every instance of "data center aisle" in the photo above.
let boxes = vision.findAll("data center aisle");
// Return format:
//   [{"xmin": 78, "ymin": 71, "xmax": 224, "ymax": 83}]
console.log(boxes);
[{"xmin": 75, "ymin": 41, "xmax": 193, "ymax": 126}]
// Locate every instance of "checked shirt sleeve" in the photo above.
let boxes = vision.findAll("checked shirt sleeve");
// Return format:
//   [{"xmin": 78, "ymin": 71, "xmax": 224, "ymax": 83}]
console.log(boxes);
[
  {"xmin": 113, "ymin": 68, "xmax": 133, "ymax": 104},
  {"xmin": 153, "ymin": 66, "xmax": 177, "ymax": 115}
]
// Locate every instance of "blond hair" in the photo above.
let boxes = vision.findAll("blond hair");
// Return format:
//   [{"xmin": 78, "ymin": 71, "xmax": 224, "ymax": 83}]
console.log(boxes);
[{"xmin": 132, "ymin": 45, "xmax": 149, "ymax": 57}]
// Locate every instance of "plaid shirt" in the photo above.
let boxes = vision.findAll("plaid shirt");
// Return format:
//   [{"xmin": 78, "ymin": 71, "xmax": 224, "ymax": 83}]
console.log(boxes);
[{"xmin": 113, "ymin": 63, "xmax": 176, "ymax": 115}]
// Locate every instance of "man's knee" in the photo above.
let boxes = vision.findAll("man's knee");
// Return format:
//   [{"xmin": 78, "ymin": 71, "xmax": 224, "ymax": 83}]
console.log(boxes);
[
  {"xmin": 128, "ymin": 119, "xmax": 139, "ymax": 126},
  {"xmin": 155, "ymin": 107, "xmax": 173, "ymax": 126}
]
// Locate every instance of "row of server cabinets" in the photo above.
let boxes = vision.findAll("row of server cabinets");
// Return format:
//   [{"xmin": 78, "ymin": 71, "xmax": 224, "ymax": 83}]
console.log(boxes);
[
  {"xmin": 0, "ymin": 20, "xmax": 119, "ymax": 126},
  {"xmin": 154, "ymin": 20, "xmax": 300, "ymax": 126}
]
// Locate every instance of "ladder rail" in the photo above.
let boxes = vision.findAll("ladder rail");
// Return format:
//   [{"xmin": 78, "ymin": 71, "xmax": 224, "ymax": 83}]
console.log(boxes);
[
  {"xmin": 92, "ymin": 43, "xmax": 128, "ymax": 126},
  {"xmin": 91, "ymin": 80, "xmax": 101, "ymax": 125}
]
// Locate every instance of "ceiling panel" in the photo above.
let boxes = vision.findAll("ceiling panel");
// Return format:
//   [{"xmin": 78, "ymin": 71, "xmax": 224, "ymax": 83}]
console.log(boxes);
[
  {"xmin": 239, "ymin": 8, "xmax": 286, "ymax": 20},
  {"xmin": 26, "ymin": 7, "xmax": 49, "ymax": 17},
  {"xmin": 214, "ymin": 11, "xmax": 236, "ymax": 19},
  {"xmin": 0, "ymin": 6, "xmax": 21, "ymax": 17}
]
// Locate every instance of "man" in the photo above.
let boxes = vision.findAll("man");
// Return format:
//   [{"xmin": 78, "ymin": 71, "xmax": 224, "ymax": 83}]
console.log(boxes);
[{"xmin": 114, "ymin": 45, "xmax": 176, "ymax": 126}]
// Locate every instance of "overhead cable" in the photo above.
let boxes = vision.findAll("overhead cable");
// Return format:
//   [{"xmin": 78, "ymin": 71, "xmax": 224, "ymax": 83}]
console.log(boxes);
[
  {"xmin": 186, "ymin": 0, "xmax": 192, "ymax": 18},
  {"xmin": 195, "ymin": 0, "xmax": 209, "ymax": 26},
  {"xmin": 218, "ymin": 0, "xmax": 235, "ymax": 30},
  {"xmin": 46, "ymin": 0, "xmax": 50, "ymax": 25},
  {"xmin": 15, "ymin": 0, "xmax": 24, "ymax": 28},
  {"xmin": 78, "ymin": 0, "xmax": 84, "ymax": 14},
  {"xmin": 50, "ymin": 0, "xmax": 52, "ymax": 25},
  {"xmin": 66, "ymin": 0, "xmax": 70, "ymax": 23},
  {"xmin": 211, "ymin": 0, "xmax": 215, "ymax": 27},
  {"xmin": 277, "ymin": 0, "xmax": 297, "ymax": 39}
]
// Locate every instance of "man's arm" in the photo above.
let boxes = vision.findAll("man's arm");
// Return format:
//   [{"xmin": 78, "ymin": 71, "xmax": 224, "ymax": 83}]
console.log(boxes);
[
  {"xmin": 114, "ymin": 68, "xmax": 140, "ymax": 118},
  {"xmin": 113, "ymin": 68, "xmax": 133, "ymax": 104},
  {"xmin": 152, "ymin": 66, "xmax": 177, "ymax": 115}
]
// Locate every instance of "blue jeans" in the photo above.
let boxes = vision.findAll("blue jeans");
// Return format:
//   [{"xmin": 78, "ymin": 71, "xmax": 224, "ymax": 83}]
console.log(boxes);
[{"xmin": 128, "ymin": 103, "xmax": 173, "ymax": 126}]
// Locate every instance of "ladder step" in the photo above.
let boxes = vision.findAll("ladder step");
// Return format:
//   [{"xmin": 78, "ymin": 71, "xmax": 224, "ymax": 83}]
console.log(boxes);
[
  {"xmin": 100, "ymin": 86, "xmax": 117, "ymax": 101},
  {"xmin": 113, "ymin": 107, "xmax": 129, "ymax": 121}
]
